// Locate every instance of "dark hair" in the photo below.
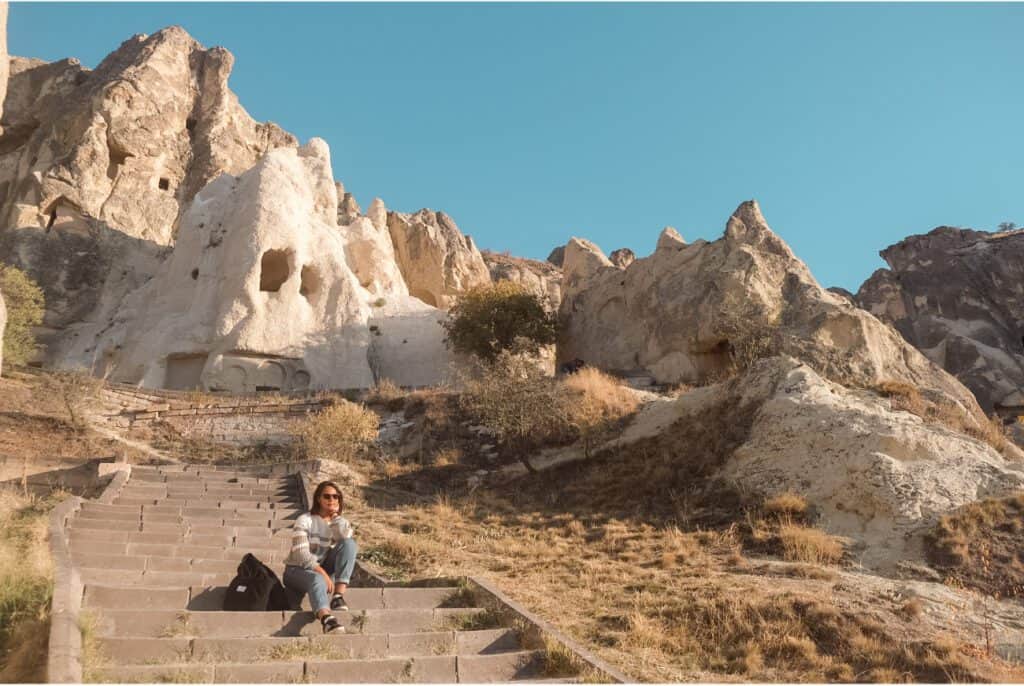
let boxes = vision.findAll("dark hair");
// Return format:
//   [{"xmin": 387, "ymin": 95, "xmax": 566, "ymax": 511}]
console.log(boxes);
[{"xmin": 310, "ymin": 480, "xmax": 344, "ymax": 516}]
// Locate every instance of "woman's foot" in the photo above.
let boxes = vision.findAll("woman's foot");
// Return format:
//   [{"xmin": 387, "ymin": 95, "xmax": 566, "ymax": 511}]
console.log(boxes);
[
  {"xmin": 320, "ymin": 613, "xmax": 344, "ymax": 634},
  {"xmin": 330, "ymin": 593, "xmax": 348, "ymax": 611}
]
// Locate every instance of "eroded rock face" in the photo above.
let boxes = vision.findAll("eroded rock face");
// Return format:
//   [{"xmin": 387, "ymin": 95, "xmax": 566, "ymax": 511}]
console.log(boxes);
[
  {"xmin": 559, "ymin": 201, "xmax": 980, "ymax": 415},
  {"xmin": 0, "ymin": 2, "xmax": 9, "ymax": 129},
  {"xmin": 0, "ymin": 288, "xmax": 6, "ymax": 376},
  {"xmin": 655, "ymin": 226, "xmax": 685, "ymax": 251},
  {"xmin": 0, "ymin": 28, "xmax": 297, "ymax": 355},
  {"xmin": 617, "ymin": 357, "xmax": 1024, "ymax": 567},
  {"xmin": 609, "ymin": 248, "xmax": 635, "ymax": 269},
  {"xmin": 386, "ymin": 208, "xmax": 491, "ymax": 309},
  {"xmin": 856, "ymin": 227, "xmax": 1024, "ymax": 412},
  {"xmin": 482, "ymin": 250, "xmax": 563, "ymax": 312},
  {"xmin": 55, "ymin": 140, "xmax": 451, "ymax": 390}
]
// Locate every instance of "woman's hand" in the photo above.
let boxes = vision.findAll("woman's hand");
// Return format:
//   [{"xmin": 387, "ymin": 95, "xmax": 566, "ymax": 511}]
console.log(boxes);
[{"xmin": 316, "ymin": 565, "xmax": 334, "ymax": 595}]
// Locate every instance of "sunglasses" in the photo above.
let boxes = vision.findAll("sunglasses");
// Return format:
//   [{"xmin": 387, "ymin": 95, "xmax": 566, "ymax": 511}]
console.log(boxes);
[{"xmin": 320, "ymin": 493, "xmax": 341, "ymax": 500}]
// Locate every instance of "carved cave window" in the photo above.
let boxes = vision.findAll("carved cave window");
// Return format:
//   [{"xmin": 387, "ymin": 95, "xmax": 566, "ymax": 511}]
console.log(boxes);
[{"xmin": 260, "ymin": 249, "xmax": 291, "ymax": 292}]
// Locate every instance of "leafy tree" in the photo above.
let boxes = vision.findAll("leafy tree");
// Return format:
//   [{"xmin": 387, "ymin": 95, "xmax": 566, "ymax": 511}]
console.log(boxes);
[
  {"xmin": 997, "ymin": 222, "xmax": 1018, "ymax": 232},
  {"xmin": 0, "ymin": 265, "xmax": 45, "ymax": 367},
  {"xmin": 442, "ymin": 282, "xmax": 557, "ymax": 362}
]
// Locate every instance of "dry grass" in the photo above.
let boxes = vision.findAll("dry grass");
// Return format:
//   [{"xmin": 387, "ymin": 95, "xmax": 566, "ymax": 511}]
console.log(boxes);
[
  {"xmin": 293, "ymin": 400, "xmax": 379, "ymax": 462},
  {"xmin": 763, "ymin": 493, "xmax": 809, "ymax": 519},
  {"xmin": 0, "ymin": 487, "xmax": 62, "ymax": 682},
  {"xmin": 561, "ymin": 368, "xmax": 641, "ymax": 457},
  {"xmin": 874, "ymin": 380, "xmax": 1013, "ymax": 457},
  {"xmin": 925, "ymin": 492, "xmax": 1024, "ymax": 598},
  {"xmin": 365, "ymin": 378, "xmax": 404, "ymax": 410},
  {"xmin": 777, "ymin": 521, "xmax": 844, "ymax": 565}
]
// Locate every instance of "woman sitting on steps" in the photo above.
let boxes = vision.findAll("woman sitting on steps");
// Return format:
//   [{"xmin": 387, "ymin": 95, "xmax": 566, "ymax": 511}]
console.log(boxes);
[{"xmin": 282, "ymin": 480, "xmax": 359, "ymax": 634}]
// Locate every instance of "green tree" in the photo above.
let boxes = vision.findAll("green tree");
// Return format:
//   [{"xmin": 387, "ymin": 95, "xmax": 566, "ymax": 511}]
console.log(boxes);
[
  {"xmin": 0, "ymin": 266, "xmax": 45, "ymax": 367},
  {"xmin": 441, "ymin": 282, "xmax": 557, "ymax": 361}
]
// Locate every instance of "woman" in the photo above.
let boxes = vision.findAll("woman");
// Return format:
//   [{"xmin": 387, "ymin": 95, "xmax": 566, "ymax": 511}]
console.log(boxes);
[{"xmin": 283, "ymin": 480, "xmax": 358, "ymax": 634}]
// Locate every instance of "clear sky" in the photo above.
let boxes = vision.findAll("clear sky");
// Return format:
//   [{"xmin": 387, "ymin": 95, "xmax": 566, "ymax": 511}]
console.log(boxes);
[{"xmin": 10, "ymin": 2, "xmax": 1023, "ymax": 291}]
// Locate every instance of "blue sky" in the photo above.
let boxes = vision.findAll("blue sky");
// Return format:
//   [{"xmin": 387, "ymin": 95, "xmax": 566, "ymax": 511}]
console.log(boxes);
[{"xmin": 10, "ymin": 3, "xmax": 1023, "ymax": 291}]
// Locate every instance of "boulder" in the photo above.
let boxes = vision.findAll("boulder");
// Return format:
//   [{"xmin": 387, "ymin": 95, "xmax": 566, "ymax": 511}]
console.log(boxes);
[
  {"xmin": 482, "ymin": 250, "xmax": 563, "ymax": 312},
  {"xmin": 616, "ymin": 356, "xmax": 1024, "ymax": 567},
  {"xmin": 54, "ymin": 140, "xmax": 451, "ymax": 390},
  {"xmin": 655, "ymin": 226, "xmax": 685, "ymax": 251},
  {"xmin": 609, "ymin": 248, "xmax": 636, "ymax": 269},
  {"xmin": 856, "ymin": 226, "xmax": 1024, "ymax": 412},
  {"xmin": 386, "ymin": 209, "xmax": 491, "ymax": 309},
  {"xmin": 559, "ymin": 201, "xmax": 981, "ymax": 416}
]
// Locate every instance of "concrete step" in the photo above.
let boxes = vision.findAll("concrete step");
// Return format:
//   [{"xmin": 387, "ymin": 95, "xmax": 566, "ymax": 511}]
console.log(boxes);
[
  {"xmin": 94, "ymin": 608, "xmax": 489, "ymax": 638},
  {"xmin": 94, "ymin": 629, "xmax": 521, "ymax": 664},
  {"xmin": 187, "ymin": 586, "xmax": 464, "ymax": 611}
]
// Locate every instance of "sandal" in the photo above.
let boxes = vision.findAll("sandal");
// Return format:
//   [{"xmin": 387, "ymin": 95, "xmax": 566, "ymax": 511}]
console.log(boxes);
[{"xmin": 320, "ymin": 614, "xmax": 344, "ymax": 634}]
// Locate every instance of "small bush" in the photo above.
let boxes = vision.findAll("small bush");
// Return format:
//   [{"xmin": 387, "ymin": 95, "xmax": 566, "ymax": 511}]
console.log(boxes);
[
  {"xmin": 0, "ymin": 265, "xmax": 45, "ymax": 367},
  {"xmin": 294, "ymin": 400, "xmax": 379, "ymax": 462},
  {"xmin": 38, "ymin": 370, "xmax": 102, "ymax": 431},
  {"xmin": 561, "ymin": 368, "xmax": 640, "ymax": 457},
  {"xmin": 365, "ymin": 378, "xmax": 403, "ymax": 408},
  {"xmin": 442, "ymin": 282, "xmax": 557, "ymax": 362}
]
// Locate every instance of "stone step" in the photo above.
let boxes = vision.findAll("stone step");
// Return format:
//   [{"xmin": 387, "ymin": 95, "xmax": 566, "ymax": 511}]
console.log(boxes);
[
  {"xmin": 94, "ymin": 608, "xmax": 489, "ymax": 639},
  {"xmin": 188, "ymin": 586, "xmax": 463, "ymax": 611},
  {"xmin": 94, "ymin": 629, "xmax": 520, "ymax": 664}
]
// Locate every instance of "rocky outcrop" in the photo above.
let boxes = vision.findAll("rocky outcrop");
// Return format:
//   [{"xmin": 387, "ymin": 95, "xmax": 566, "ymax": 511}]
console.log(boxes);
[
  {"xmin": 616, "ymin": 356, "xmax": 1024, "ymax": 567},
  {"xmin": 386, "ymin": 209, "xmax": 491, "ymax": 309},
  {"xmin": 655, "ymin": 226, "xmax": 685, "ymax": 251},
  {"xmin": 54, "ymin": 140, "xmax": 450, "ymax": 390},
  {"xmin": 609, "ymin": 248, "xmax": 635, "ymax": 269},
  {"xmin": 546, "ymin": 245, "xmax": 565, "ymax": 267},
  {"xmin": 856, "ymin": 226, "xmax": 1024, "ymax": 413},
  {"xmin": 559, "ymin": 201, "xmax": 981, "ymax": 415},
  {"xmin": 482, "ymin": 250, "xmax": 562, "ymax": 312},
  {"xmin": 0, "ymin": 28, "xmax": 296, "ymax": 356},
  {"xmin": 0, "ymin": 288, "xmax": 6, "ymax": 376},
  {"xmin": 0, "ymin": 2, "xmax": 8, "ymax": 130}
]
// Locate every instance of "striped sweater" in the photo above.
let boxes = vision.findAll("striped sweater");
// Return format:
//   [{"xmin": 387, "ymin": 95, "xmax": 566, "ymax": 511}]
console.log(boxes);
[{"xmin": 284, "ymin": 513, "xmax": 353, "ymax": 569}]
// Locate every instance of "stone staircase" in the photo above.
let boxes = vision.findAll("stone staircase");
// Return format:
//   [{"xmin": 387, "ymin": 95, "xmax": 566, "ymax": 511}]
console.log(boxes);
[{"xmin": 70, "ymin": 464, "xmax": 574, "ymax": 683}]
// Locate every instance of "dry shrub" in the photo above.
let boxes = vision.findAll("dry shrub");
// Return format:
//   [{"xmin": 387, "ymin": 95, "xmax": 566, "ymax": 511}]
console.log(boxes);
[
  {"xmin": 432, "ymin": 447, "xmax": 461, "ymax": 467},
  {"xmin": 38, "ymin": 369, "xmax": 102, "ymax": 431},
  {"xmin": 0, "ymin": 489, "xmax": 59, "ymax": 681},
  {"xmin": 901, "ymin": 598, "xmax": 924, "ymax": 619},
  {"xmin": 777, "ymin": 521, "xmax": 844, "ymax": 565},
  {"xmin": 561, "ymin": 368, "xmax": 641, "ymax": 457},
  {"xmin": 762, "ymin": 493, "xmax": 809, "ymax": 520},
  {"xmin": 294, "ymin": 400, "xmax": 378, "ymax": 462},
  {"xmin": 460, "ymin": 352, "xmax": 572, "ymax": 471},
  {"xmin": 365, "ymin": 378, "xmax": 404, "ymax": 410},
  {"xmin": 925, "ymin": 492, "xmax": 1024, "ymax": 598}
]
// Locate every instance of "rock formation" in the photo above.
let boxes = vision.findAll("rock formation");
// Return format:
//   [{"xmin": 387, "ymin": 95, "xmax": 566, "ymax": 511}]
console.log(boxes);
[
  {"xmin": 0, "ymin": 2, "xmax": 8, "ymax": 130},
  {"xmin": 386, "ymin": 209, "xmax": 491, "ymax": 309},
  {"xmin": 856, "ymin": 226, "xmax": 1024, "ymax": 413},
  {"xmin": 55, "ymin": 140, "xmax": 450, "ymax": 391},
  {"xmin": 0, "ymin": 27, "xmax": 297, "ymax": 355},
  {"xmin": 546, "ymin": 245, "xmax": 565, "ymax": 267},
  {"xmin": 615, "ymin": 356, "xmax": 1024, "ymax": 567},
  {"xmin": 559, "ymin": 201, "xmax": 981, "ymax": 416},
  {"xmin": 0, "ymin": 289, "xmax": 5, "ymax": 376},
  {"xmin": 608, "ymin": 248, "xmax": 635, "ymax": 269},
  {"xmin": 482, "ymin": 250, "xmax": 562, "ymax": 312},
  {"xmin": 655, "ymin": 226, "xmax": 685, "ymax": 251}
]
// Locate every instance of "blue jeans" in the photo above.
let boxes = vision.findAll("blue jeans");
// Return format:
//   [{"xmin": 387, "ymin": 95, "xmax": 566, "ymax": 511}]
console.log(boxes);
[{"xmin": 282, "ymin": 538, "xmax": 358, "ymax": 613}]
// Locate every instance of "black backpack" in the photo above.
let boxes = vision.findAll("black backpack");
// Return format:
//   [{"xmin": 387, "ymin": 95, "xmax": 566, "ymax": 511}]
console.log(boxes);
[{"xmin": 223, "ymin": 553, "xmax": 290, "ymax": 611}]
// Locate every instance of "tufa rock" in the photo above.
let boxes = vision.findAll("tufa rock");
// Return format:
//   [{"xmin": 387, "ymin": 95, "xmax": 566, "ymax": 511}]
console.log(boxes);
[
  {"xmin": 546, "ymin": 245, "xmax": 565, "ymax": 267},
  {"xmin": 482, "ymin": 250, "xmax": 563, "ymax": 312},
  {"xmin": 609, "ymin": 248, "xmax": 636, "ymax": 269},
  {"xmin": 655, "ymin": 226, "xmax": 685, "ymax": 251},
  {"xmin": 856, "ymin": 226, "xmax": 1024, "ymax": 413},
  {"xmin": 559, "ymin": 200, "xmax": 982, "ymax": 417},
  {"xmin": 0, "ymin": 287, "xmax": 5, "ymax": 376},
  {"xmin": 0, "ymin": 27, "xmax": 297, "ymax": 352},
  {"xmin": 615, "ymin": 356, "xmax": 1024, "ymax": 568},
  {"xmin": 54, "ymin": 139, "xmax": 451, "ymax": 390},
  {"xmin": 386, "ymin": 208, "xmax": 491, "ymax": 309},
  {"xmin": 0, "ymin": 2, "xmax": 8, "ymax": 129}
]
